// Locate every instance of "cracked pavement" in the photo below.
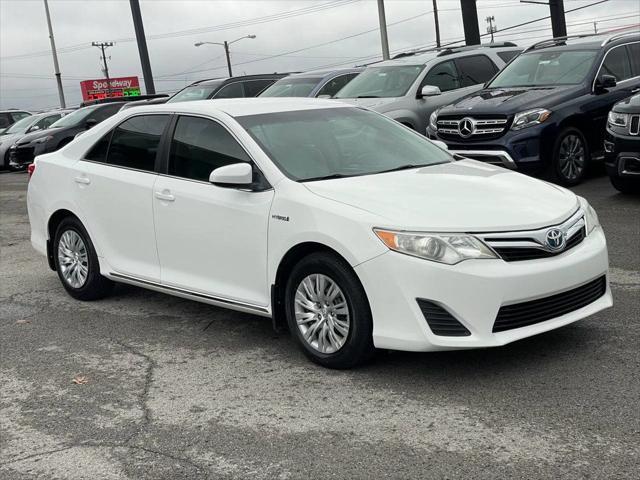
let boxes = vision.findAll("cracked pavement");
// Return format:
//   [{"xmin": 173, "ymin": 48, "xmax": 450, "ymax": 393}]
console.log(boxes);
[{"xmin": 1, "ymin": 171, "xmax": 639, "ymax": 479}]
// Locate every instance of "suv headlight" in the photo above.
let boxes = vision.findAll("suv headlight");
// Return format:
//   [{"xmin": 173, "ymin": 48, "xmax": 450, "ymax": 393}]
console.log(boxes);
[
  {"xmin": 374, "ymin": 229, "xmax": 497, "ymax": 265},
  {"xmin": 607, "ymin": 111, "xmax": 628, "ymax": 127},
  {"xmin": 511, "ymin": 108, "xmax": 551, "ymax": 131},
  {"xmin": 429, "ymin": 109, "xmax": 440, "ymax": 130},
  {"xmin": 578, "ymin": 196, "xmax": 599, "ymax": 235}
]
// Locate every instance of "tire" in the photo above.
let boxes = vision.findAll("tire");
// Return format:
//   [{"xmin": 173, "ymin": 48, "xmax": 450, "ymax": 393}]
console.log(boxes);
[
  {"xmin": 284, "ymin": 252, "xmax": 374, "ymax": 369},
  {"xmin": 610, "ymin": 174, "xmax": 639, "ymax": 194},
  {"xmin": 548, "ymin": 127, "xmax": 590, "ymax": 186},
  {"xmin": 53, "ymin": 217, "xmax": 114, "ymax": 300}
]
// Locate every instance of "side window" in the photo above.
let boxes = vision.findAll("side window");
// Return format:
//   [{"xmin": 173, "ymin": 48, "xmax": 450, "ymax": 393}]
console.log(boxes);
[
  {"xmin": 213, "ymin": 82, "xmax": 244, "ymax": 99},
  {"xmin": 36, "ymin": 114, "xmax": 62, "ymax": 130},
  {"xmin": 627, "ymin": 43, "xmax": 640, "ymax": 77},
  {"xmin": 497, "ymin": 50, "xmax": 521, "ymax": 64},
  {"xmin": 421, "ymin": 60, "xmax": 460, "ymax": 92},
  {"xmin": 316, "ymin": 74, "xmax": 359, "ymax": 97},
  {"xmin": 11, "ymin": 112, "xmax": 31, "ymax": 122},
  {"xmin": 0, "ymin": 114, "xmax": 12, "ymax": 128},
  {"xmin": 106, "ymin": 115, "xmax": 169, "ymax": 171},
  {"xmin": 600, "ymin": 46, "xmax": 632, "ymax": 82},
  {"xmin": 243, "ymin": 79, "xmax": 274, "ymax": 97},
  {"xmin": 455, "ymin": 55, "xmax": 499, "ymax": 87},
  {"xmin": 169, "ymin": 116, "xmax": 250, "ymax": 182},
  {"xmin": 85, "ymin": 132, "xmax": 112, "ymax": 162}
]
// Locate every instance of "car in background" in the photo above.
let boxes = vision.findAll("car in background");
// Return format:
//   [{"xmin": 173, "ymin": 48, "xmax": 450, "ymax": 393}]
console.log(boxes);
[
  {"xmin": 0, "ymin": 109, "xmax": 32, "ymax": 134},
  {"xmin": 259, "ymin": 68, "xmax": 363, "ymax": 98},
  {"xmin": 165, "ymin": 74, "xmax": 290, "ymax": 104},
  {"xmin": 9, "ymin": 102, "xmax": 124, "ymax": 170},
  {"xmin": 1, "ymin": 110, "xmax": 73, "ymax": 169},
  {"xmin": 429, "ymin": 31, "xmax": 640, "ymax": 186},
  {"xmin": 333, "ymin": 43, "xmax": 522, "ymax": 133},
  {"xmin": 605, "ymin": 93, "xmax": 640, "ymax": 193}
]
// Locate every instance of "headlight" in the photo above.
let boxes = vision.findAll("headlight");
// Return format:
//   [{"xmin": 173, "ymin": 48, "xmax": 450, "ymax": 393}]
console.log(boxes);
[
  {"xmin": 607, "ymin": 111, "xmax": 628, "ymax": 127},
  {"xmin": 374, "ymin": 229, "xmax": 497, "ymax": 265},
  {"xmin": 429, "ymin": 109, "xmax": 439, "ymax": 130},
  {"xmin": 511, "ymin": 108, "xmax": 551, "ymax": 130},
  {"xmin": 578, "ymin": 197, "xmax": 599, "ymax": 235},
  {"xmin": 34, "ymin": 136, "xmax": 53, "ymax": 145}
]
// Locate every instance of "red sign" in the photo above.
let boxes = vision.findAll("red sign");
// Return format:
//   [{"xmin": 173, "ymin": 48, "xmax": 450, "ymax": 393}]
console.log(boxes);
[{"xmin": 79, "ymin": 76, "xmax": 141, "ymax": 102}]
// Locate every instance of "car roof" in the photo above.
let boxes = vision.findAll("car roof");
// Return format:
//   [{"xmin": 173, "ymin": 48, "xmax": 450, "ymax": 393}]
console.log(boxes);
[
  {"xmin": 285, "ymin": 68, "xmax": 364, "ymax": 79},
  {"xmin": 191, "ymin": 73, "xmax": 291, "ymax": 87},
  {"xmin": 523, "ymin": 31, "xmax": 639, "ymax": 53},
  {"xmin": 124, "ymin": 97, "xmax": 352, "ymax": 117},
  {"xmin": 376, "ymin": 43, "xmax": 520, "ymax": 66}
]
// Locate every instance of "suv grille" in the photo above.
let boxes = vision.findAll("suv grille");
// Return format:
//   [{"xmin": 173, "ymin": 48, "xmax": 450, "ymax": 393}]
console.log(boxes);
[
  {"xmin": 493, "ymin": 276, "xmax": 606, "ymax": 332},
  {"xmin": 629, "ymin": 115, "xmax": 639, "ymax": 136},
  {"xmin": 437, "ymin": 115, "xmax": 509, "ymax": 141},
  {"xmin": 417, "ymin": 299, "xmax": 470, "ymax": 336}
]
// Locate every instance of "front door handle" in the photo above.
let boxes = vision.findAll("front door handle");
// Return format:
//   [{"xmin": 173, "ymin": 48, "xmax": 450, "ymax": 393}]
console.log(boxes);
[
  {"xmin": 154, "ymin": 191, "xmax": 175, "ymax": 202},
  {"xmin": 74, "ymin": 176, "xmax": 91, "ymax": 185}
]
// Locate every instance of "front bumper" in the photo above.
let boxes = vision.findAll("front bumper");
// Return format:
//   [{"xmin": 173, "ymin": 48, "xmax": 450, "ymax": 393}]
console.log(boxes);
[
  {"xmin": 9, "ymin": 143, "xmax": 42, "ymax": 169},
  {"xmin": 604, "ymin": 129, "xmax": 640, "ymax": 179},
  {"xmin": 355, "ymin": 226, "xmax": 611, "ymax": 352}
]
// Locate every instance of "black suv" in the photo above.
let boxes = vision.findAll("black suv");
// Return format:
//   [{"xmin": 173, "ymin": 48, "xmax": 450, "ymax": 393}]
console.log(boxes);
[
  {"xmin": 605, "ymin": 93, "xmax": 640, "ymax": 193},
  {"xmin": 428, "ymin": 32, "xmax": 640, "ymax": 185}
]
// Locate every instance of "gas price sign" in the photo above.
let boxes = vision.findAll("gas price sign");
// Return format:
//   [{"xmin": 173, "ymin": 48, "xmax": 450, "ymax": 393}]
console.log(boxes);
[{"xmin": 80, "ymin": 76, "xmax": 141, "ymax": 102}]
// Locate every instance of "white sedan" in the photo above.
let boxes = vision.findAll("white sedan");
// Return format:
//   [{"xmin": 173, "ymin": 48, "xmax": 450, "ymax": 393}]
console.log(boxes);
[{"xmin": 27, "ymin": 98, "xmax": 612, "ymax": 368}]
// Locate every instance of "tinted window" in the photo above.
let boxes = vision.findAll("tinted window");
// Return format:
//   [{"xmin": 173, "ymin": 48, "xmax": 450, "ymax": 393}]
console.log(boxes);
[
  {"xmin": 628, "ymin": 43, "xmax": 640, "ymax": 76},
  {"xmin": 213, "ymin": 82, "xmax": 244, "ymax": 99},
  {"xmin": 92, "ymin": 104, "xmax": 123, "ymax": 123},
  {"xmin": 106, "ymin": 115, "xmax": 169, "ymax": 171},
  {"xmin": 167, "ymin": 83, "xmax": 222, "ymax": 103},
  {"xmin": 243, "ymin": 79, "xmax": 274, "ymax": 97},
  {"xmin": 317, "ymin": 73, "xmax": 359, "ymax": 97},
  {"xmin": 600, "ymin": 46, "xmax": 633, "ymax": 81},
  {"xmin": 169, "ymin": 116, "xmax": 250, "ymax": 181},
  {"xmin": 85, "ymin": 132, "xmax": 112, "ymax": 162},
  {"xmin": 456, "ymin": 55, "xmax": 498, "ymax": 87},
  {"xmin": 35, "ymin": 114, "xmax": 62, "ymax": 130},
  {"xmin": 422, "ymin": 60, "xmax": 460, "ymax": 92},
  {"xmin": 497, "ymin": 50, "xmax": 521, "ymax": 63},
  {"xmin": 0, "ymin": 113, "xmax": 12, "ymax": 128}
]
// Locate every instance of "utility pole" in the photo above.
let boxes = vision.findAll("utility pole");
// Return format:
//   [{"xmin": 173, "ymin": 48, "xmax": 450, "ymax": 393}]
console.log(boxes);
[
  {"xmin": 377, "ymin": 0, "xmax": 390, "ymax": 60},
  {"xmin": 460, "ymin": 0, "xmax": 481, "ymax": 46},
  {"xmin": 92, "ymin": 42, "xmax": 114, "ymax": 97},
  {"xmin": 129, "ymin": 0, "xmax": 156, "ymax": 94},
  {"xmin": 593, "ymin": 21, "xmax": 598, "ymax": 34},
  {"xmin": 549, "ymin": 0, "xmax": 567, "ymax": 37},
  {"xmin": 43, "ymin": 0, "xmax": 66, "ymax": 108},
  {"xmin": 486, "ymin": 15, "xmax": 497, "ymax": 43},
  {"xmin": 224, "ymin": 41, "xmax": 232, "ymax": 77},
  {"xmin": 432, "ymin": 0, "xmax": 441, "ymax": 48}
]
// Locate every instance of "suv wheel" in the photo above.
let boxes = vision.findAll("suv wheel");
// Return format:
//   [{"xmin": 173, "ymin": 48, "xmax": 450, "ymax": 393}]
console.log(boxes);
[
  {"xmin": 284, "ymin": 252, "xmax": 374, "ymax": 369},
  {"xmin": 550, "ymin": 128, "xmax": 589, "ymax": 186},
  {"xmin": 53, "ymin": 217, "xmax": 114, "ymax": 300},
  {"xmin": 610, "ymin": 175, "xmax": 638, "ymax": 194}
]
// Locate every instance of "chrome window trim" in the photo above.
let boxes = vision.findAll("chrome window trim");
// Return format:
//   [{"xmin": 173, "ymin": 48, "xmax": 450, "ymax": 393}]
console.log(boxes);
[{"xmin": 592, "ymin": 41, "xmax": 640, "ymax": 91}]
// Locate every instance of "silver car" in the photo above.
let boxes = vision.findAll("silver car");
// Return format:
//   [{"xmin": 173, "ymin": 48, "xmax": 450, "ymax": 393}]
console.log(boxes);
[{"xmin": 334, "ymin": 43, "xmax": 521, "ymax": 134}]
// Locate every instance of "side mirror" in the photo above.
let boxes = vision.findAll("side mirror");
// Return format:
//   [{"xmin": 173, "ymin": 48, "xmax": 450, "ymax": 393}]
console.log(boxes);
[
  {"xmin": 595, "ymin": 74, "xmax": 616, "ymax": 91},
  {"xmin": 431, "ymin": 140, "xmax": 448, "ymax": 150},
  {"xmin": 209, "ymin": 163, "xmax": 253, "ymax": 188},
  {"xmin": 28, "ymin": 125, "xmax": 41, "ymax": 133},
  {"xmin": 419, "ymin": 85, "xmax": 441, "ymax": 98},
  {"xmin": 85, "ymin": 118, "xmax": 98, "ymax": 129}
]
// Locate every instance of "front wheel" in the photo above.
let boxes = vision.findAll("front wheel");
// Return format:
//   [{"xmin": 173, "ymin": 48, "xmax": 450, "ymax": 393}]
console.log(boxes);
[
  {"xmin": 549, "ymin": 128, "xmax": 589, "ymax": 186},
  {"xmin": 610, "ymin": 175, "xmax": 639, "ymax": 194},
  {"xmin": 284, "ymin": 252, "xmax": 374, "ymax": 369}
]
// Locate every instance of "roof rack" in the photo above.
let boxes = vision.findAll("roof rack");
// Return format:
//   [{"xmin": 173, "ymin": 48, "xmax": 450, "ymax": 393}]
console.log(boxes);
[
  {"xmin": 524, "ymin": 33, "xmax": 599, "ymax": 52},
  {"xmin": 601, "ymin": 30, "xmax": 639, "ymax": 46},
  {"xmin": 392, "ymin": 41, "xmax": 517, "ymax": 60}
]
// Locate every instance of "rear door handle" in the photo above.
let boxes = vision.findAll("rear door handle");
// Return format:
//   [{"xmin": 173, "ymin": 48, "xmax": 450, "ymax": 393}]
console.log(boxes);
[
  {"xmin": 154, "ymin": 191, "xmax": 175, "ymax": 202},
  {"xmin": 74, "ymin": 176, "xmax": 91, "ymax": 185}
]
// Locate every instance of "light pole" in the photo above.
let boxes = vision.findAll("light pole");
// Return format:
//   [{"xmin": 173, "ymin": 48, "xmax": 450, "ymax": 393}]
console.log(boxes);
[
  {"xmin": 194, "ymin": 35, "xmax": 256, "ymax": 77},
  {"xmin": 43, "ymin": 0, "xmax": 66, "ymax": 108}
]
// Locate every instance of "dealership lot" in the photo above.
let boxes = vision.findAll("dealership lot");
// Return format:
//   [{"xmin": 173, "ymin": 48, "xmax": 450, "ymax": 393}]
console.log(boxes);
[{"xmin": 0, "ymin": 170, "xmax": 638, "ymax": 479}]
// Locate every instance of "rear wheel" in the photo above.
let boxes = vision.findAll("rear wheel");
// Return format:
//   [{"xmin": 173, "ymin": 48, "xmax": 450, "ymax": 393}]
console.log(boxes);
[{"xmin": 549, "ymin": 128, "xmax": 589, "ymax": 186}]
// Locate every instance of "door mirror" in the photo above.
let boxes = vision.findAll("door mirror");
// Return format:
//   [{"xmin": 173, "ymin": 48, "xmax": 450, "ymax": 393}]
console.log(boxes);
[
  {"xmin": 209, "ymin": 163, "xmax": 253, "ymax": 188},
  {"xmin": 420, "ymin": 85, "xmax": 442, "ymax": 98},
  {"xmin": 595, "ymin": 74, "xmax": 617, "ymax": 91},
  {"xmin": 28, "ymin": 125, "xmax": 41, "ymax": 133},
  {"xmin": 431, "ymin": 140, "xmax": 448, "ymax": 150},
  {"xmin": 85, "ymin": 118, "xmax": 98, "ymax": 129}
]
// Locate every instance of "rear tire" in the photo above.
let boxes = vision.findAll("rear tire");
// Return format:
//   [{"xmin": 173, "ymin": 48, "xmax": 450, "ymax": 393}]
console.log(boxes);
[
  {"xmin": 548, "ymin": 127, "xmax": 589, "ymax": 186},
  {"xmin": 610, "ymin": 175, "xmax": 639, "ymax": 194},
  {"xmin": 53, "ymin": 217, "xmax": 114, "ymax": 300},
  {"xmin": 284, "ymin": 252, "xmax": 374, "ymax": 369}
]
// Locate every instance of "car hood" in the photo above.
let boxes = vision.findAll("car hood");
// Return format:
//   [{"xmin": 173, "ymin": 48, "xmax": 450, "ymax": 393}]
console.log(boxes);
[
  {"xmin": 439, "ymin": 85, "xmax": 582, "ymax": 116},
  {"xmin": 613, "ymin": 93, "xmax": 640, "ymax": 114},
  {"xmin": 16, "ymin": 127, "xmax": 65, "ymax": 145},
  {"xmin": 303, "ymin": 160, "xmax": 578, "ymax": 232},
  {"xmin": 335, "ymin": 97, "xmax": 402, "ymax": 112}
]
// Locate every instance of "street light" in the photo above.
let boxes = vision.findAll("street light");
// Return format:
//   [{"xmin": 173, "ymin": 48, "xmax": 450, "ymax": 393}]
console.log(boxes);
[{"xmin": 194, "ymin": 35, "xmax": 256, "ymax": 77}]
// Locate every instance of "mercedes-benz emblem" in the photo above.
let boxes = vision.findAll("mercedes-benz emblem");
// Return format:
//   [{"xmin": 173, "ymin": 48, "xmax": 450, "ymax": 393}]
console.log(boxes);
[
  {"xmin": 458, "ymin": 117, "xmax": 475, "ymax": 138},
  {"xmin": 545, "ymin": 228, "xmax": 565, "ymax": 251}
]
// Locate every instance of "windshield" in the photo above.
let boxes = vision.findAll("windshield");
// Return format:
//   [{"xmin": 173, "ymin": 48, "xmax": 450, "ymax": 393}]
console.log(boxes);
[
  {"xmin": 4, "ymin": 115, "xmax": 34, "ymax": 134},
  {"xmin": 50, "ymin": 106, "xmax": 98, "ymax": 128},
  {"xmin": 167, "ymin": 82, "xmax": 222, "ymax": 103},
  {"xmin": 489, "ymin": 50, "xmax": 598, "ymax": 87},
  {"xmin": 259, "ymin": 77, "xmax": 322, "ymax": 97},
  {"xmin": 237, "ymin": 107, "xmax": 451, "ymax": 181},
  {"xmin": 334, "ymin": 65, "xmax": 424, "ymax": 98}
]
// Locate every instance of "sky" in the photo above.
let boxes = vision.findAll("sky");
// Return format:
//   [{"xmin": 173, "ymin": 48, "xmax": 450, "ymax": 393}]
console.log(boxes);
[{"xmin": 1, "ymin": 0, "xmax": 638, "ymax": 110}]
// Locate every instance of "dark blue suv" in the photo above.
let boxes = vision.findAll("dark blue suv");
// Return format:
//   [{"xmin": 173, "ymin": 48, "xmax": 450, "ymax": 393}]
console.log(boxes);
[{"xmin": 428, "ymin": 32, "xmax": 640, "ymax": 185}]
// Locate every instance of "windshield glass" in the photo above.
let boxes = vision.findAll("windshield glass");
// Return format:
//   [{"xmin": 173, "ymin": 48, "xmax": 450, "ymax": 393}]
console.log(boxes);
[
  {"xmin": 4, "ymin": 115, "xmax": 34, "ymax": 134},
  {"xmin": 259, "ymin": 77, "xmax": 322, "ymax": 97},
  {"xmin": 50, "ymin": 106, "xmax": 98, "ymax": 128},
  {"xmin": 489, "ymin": 50, "xmax": 598, "ymax": 87},
  {"xmin": 334, "ymin": 65, "xmax": 423, "ymax": 98},
  {"xmin": 167, "ymin": 82, "xmax": 222, "ymax": 103},
  {"xmin": 237, "ymin": 107, "xmax": 451, "ymax": 181}
]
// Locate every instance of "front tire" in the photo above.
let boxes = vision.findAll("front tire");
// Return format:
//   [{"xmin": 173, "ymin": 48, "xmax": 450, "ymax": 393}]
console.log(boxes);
[
  {"xmin": 610, "ymin": 175, "xmax": 639, "ymax": 194},
  {"xmin": 284, "ymin": 252, "xmax": 374, "ymax": 369},
  {"xmin": 53, "ymin": 217, "xmax": 114, "ymax": 300},
  {"xmin": 549, "ymin": 127, "xmax": 589, "ymax": 186}
]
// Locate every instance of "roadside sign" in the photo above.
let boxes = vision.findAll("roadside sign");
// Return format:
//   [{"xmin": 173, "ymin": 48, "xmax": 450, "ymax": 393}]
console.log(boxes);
[{"xmin": 79, "ymin": 76, "xmax": 141, "ymax": 101}]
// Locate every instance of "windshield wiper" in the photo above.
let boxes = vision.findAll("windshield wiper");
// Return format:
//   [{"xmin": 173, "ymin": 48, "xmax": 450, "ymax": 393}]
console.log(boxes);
[
  {"xmin": 375, "ymin": 164, "xmax": 424, "ymax": 174},
  {"xmin": 301, "ymin": 173, "xmax": 353, "ymax": 182},
  {"xmin": 356, "ymin": 95, "xmax": 380, "ymax": 98}
]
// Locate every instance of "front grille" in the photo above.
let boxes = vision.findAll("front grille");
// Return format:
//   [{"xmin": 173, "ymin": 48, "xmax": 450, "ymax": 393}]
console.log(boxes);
[
  {"xmin": 629, "ymin": 115, "xmax": 639, "ymax": 136},
  {"xmin": 491, "ymin": 227, "xmax": 586, "ymax": 262},
  {"xmin": 493, "ymin": 275, "xmax": 606, "ymax": 333},
  {"xmin": 417, "ymin": 299, "xmax": 470, "ymax": 336},
  {"xmin": 437, "ymin": 115, "xmax": 509, "ymax": 141}
]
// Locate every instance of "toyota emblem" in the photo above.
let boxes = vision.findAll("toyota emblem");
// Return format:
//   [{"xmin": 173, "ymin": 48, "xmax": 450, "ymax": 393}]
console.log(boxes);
[
  {"xmin": 545, "ymin": 228, "xmax": 565, "ymax": 250},
  {"xmin": 458, "ymin": 117, "xmax": 475, "ymax": 138}
]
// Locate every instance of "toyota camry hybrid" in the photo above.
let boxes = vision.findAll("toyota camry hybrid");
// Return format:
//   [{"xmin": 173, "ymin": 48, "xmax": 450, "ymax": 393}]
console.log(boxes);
[{"xmin": 27, "ymin": 98, "xmax": 612, "ymax": 368}]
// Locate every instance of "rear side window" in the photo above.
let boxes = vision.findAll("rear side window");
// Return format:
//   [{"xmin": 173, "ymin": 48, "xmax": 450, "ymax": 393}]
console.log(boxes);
[
  {"xmin": 422, "ymin": 60, "xmax": 460, "ymax": 92},
  {"xmin": 600, "ymin": 46, "xmax": 632, "ymax": 82},
  {"xmin": 213, "ymin": 82, "xmax": 244, "ymax": 99},
  {"xmin": 243, "ymin": 79, "xmax": 274, "ymax": 97},
  {"xmin": 0, "ymin": 113, "xmax": 11, "ymax": 128},
  {"xmin": 169, "ymin": 116, "xmax": 250, "ymax": 182},
  {"xmin": 455, "ymin": 55, "xmax": 498, "ymax": 87},
  {"xmin": 106, "ymin": 115, "xmax": 169, "ymax": 171},
  {"xmin": 317, "ymin": 73, "xmax": 359, "ymax": 97},
  {"xmin": 497, "ymin": 50, "xmax": 521, "ymax": 64},
  {"xmin": 627, "ymin": 43, "xmax": 640, "ymax": 76},
  {"xmin": 36, "ymin": 114, "xmax": 62, "ymax": 129}
]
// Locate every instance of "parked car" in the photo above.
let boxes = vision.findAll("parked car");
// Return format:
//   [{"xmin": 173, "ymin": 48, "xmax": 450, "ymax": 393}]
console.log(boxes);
[
  {"xmin": 333, "ymin": 43, "xmax": 522, "ymax": 133},
  {"xmin": 1, "ymin": 110, "xmax": 73, "ymax": 169},
  {"xmin": 605, "ymin": 93, "xmax": 640, "ymax": 193},
  {"xmin": 27, "ymin": 98, "xmax": 610, "ymax": 369},
  {"xmin": 428, "ymin": 31, "xmax": 640, "ymax": 186},
  {"xmin": 259, "ymin": 68, "xmax": 363, "ymax": 98},
  {"xmin": 165, "ymin": 74, "xmax": 290, "ymax": 104},
  {"xmin": 0, "ymin": 109, "xmax": 32, "ymax": 134},
  {"xmin": 9, "ymin": 102, "xmax": 124, "ymax": 170}
]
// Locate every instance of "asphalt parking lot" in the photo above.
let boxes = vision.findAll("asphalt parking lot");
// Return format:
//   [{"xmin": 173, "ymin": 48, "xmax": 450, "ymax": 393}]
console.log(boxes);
[{"xmin": 0, "ymin": 170, "xmax": 638, "ymax": 479}]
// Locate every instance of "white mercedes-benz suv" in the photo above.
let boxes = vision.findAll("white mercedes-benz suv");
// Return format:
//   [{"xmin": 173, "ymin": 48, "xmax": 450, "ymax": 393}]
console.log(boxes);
[{"xmin": 27, "ymin": 98, "xmax": 612, "ymax": 368}]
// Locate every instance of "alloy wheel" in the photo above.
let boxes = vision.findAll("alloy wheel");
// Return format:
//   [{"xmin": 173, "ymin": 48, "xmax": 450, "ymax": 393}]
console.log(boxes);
[
  {"xmin": 558, "ymin": 134, "xmax": 586, "ymax": 182},
  {"xmin": 57, "ymin": 230, "xmax": 89, "ymax": 289}
]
